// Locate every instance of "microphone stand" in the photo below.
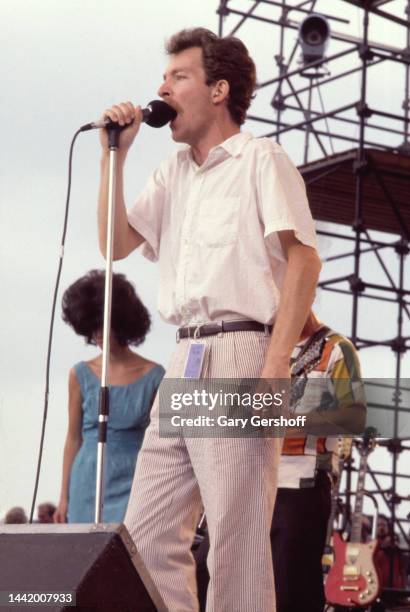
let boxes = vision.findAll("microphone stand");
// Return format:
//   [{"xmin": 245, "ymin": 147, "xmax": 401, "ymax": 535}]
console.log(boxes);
[{"xmin": 94, "ymin": 125, "xmax": 122, "ymax": 523}]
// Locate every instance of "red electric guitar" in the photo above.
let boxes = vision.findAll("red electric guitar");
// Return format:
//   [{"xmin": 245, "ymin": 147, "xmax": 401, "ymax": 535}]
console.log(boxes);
[{"xmin": 325, "ymin": 429, "xmax": 380, "ymax": 607}]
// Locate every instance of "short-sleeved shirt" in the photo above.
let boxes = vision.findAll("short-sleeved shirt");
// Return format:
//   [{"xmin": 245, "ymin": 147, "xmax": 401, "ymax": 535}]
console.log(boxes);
[
  {"xmin": 127, "ymin": 131, "xmax": 317, "ymax": 327},
  {"xmin": 278, "ymin": 330, "xmax": 364, "ymax": 489}
]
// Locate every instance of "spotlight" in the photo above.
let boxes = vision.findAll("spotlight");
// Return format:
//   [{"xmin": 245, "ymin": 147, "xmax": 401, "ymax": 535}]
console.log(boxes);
[{"xmin": 298, "ymin": 14, "xmax": 331, "ymax": 66}]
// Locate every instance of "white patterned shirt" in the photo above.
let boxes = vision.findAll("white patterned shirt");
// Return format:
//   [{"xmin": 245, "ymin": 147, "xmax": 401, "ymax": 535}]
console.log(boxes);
[{"xmin": 127, "ymin": 131, "xmax": 317, "ymax": 327}]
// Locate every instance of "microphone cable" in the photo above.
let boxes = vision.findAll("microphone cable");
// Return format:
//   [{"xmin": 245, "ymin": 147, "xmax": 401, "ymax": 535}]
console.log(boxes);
[{"xmin": 29, "ymin": 127, "xmax": 82, "ymax": 523}]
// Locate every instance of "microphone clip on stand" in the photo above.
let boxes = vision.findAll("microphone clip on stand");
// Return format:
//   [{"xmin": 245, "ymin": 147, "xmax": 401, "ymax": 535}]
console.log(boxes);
[{"xmin": 94, "ymin": 125, "xmax": 122, "ymax": 523}]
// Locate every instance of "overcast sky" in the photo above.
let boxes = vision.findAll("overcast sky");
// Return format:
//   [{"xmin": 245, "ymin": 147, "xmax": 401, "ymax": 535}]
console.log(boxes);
[{"xmin": 1, "ymin": 0, "xmax": 409, "ymax": 522}]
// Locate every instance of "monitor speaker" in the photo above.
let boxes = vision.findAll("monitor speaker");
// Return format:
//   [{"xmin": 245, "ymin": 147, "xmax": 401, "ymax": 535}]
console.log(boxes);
[{"xmin": 0, "ymin": 523, "xmax": 167, "ymax": 611}]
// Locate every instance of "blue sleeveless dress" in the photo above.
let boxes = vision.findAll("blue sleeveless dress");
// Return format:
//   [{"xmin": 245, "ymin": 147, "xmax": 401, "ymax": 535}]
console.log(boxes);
[{"xmin": 68, "ymin": 361, "xmax": 165, "ymax": 523}]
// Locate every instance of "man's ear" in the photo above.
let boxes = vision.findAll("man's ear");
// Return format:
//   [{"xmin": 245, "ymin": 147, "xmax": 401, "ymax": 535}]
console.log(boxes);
[{"xmin": 211, "ymin": 79, "xmax": 230, "ymax": 104}]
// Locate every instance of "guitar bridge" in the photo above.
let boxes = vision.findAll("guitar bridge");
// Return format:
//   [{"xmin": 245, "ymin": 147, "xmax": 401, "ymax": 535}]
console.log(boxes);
[{"xmin": 341, "ymin": 586, "xmax": 360, "ymax": 591}]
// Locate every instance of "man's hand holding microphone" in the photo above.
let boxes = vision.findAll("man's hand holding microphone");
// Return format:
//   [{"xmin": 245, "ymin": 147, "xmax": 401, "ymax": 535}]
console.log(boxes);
[{"xmin": 99, "ymin": 102, "xmax": 143, "ymax": 155}]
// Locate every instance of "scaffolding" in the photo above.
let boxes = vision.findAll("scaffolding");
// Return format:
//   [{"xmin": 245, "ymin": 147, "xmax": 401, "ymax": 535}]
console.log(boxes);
[{"xmin": 217, "ymin": 0, "xmax": 410, "ymax": 593}]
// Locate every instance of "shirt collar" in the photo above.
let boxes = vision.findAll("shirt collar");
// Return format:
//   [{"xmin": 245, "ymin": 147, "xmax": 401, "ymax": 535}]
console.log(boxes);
[
  {"xmin": 216, "ymin": 131, "xmax": 253, "ymax": 157},
  {"xmin": 177, "ymin": 131, "xmax": 253, "ymax": 163}
]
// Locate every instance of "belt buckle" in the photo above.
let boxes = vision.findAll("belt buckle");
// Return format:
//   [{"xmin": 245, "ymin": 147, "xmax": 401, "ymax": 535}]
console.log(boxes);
[
  {"xmin": 264, "ymin": 324, "xmax": 270, "ymax": 337},
  {"xmin": 176, "ymin": 328, "xmax": 181, "ymax": 343}
]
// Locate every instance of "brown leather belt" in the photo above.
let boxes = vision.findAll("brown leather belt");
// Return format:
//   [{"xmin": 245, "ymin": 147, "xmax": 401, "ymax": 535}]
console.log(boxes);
[{"xmin": 176, "ymin": 320, "xmax": 273, "ymax": 341}]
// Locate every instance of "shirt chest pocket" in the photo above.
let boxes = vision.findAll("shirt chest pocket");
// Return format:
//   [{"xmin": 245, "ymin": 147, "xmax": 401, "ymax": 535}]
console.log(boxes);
[{"xmin": 196, "ymin": 196, "xmax": 240, "ymax": 247}]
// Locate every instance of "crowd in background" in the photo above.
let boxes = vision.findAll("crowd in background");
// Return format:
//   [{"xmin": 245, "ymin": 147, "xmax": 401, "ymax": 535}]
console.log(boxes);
[{"xmin": 1, "ymin": 502, "xmax": 56, "ymax": 525}]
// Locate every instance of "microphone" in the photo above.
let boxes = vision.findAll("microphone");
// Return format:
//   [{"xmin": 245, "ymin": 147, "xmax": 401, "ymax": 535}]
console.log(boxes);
[{"xmin": 80, "ymin": 100, "xmax": 177, "ymax": 132}]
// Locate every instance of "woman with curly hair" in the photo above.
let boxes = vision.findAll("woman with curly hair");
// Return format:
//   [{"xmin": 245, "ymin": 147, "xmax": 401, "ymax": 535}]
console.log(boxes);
[{"xmin": 54, "ymin": 270, "xmax": 165, "ymax": 523}]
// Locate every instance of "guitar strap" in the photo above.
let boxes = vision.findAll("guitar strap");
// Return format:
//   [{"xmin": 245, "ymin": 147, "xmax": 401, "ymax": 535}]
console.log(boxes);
[
  {"xmin": 287, "ymin": 325, "xmax": 334, "ymax": 488},
  {"xmin": 291, "ymin": 324, "xmax": 331, "ymax": 377}
]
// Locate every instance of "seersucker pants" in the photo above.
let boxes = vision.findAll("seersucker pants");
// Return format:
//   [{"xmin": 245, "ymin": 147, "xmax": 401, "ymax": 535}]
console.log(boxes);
[{"xmin": 124, "ymin": 331, "xmax": 281, "ymax": 612}]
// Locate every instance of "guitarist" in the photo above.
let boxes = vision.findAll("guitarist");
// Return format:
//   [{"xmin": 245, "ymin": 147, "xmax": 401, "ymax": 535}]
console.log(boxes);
[{"xmin": 271, "ymin": 310, "xmax": 366, "ymax": 612}]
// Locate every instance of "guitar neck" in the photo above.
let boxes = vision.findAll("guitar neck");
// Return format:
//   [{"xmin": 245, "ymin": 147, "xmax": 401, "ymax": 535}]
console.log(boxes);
[
  {"xmin": 325, "ymin": 438, "xmax": 353, "ymax": 547},
  {"xmin": 325, "ymin": 458, "xmax": 344, "ymax": 546},
  {"xmin": 350, "ymin": 452, "xmax": 368, "ymax": 543}
]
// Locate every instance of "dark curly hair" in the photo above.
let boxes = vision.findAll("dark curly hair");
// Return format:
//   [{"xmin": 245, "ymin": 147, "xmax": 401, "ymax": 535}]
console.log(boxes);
[
  {"xmin": 62, "ymin": 270, "xmax": 151, "ymax": 347},
  {"xmin": 165, "ymin": 27, "xmax": 256, "ymax": 126}
]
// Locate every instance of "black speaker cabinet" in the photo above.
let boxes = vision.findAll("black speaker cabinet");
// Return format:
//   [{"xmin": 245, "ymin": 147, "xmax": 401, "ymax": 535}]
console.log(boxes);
[{"xmin": 0, "ymin": 523, "xmax": 167, "ymax": 611}]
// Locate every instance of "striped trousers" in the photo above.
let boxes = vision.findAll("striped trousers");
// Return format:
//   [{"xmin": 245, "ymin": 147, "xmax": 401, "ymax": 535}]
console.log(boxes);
[{"xmin": 124, "ymin": 331, "xmax": 281, "ymax": 612}]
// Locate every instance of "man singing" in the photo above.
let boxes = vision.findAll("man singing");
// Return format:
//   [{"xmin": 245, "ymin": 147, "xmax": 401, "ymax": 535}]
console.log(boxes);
[{"xmin": 97, "ymin": 28, "xmax": 321, "ymax": 612}]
